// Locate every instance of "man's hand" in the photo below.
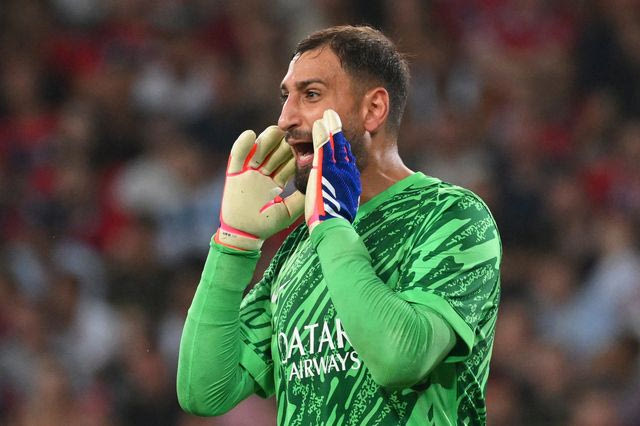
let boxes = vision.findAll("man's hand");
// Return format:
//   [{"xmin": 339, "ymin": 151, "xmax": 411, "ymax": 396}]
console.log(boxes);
[
  {"xmin": 215, "ymin": 126, "xmax": 305, "ymax": 250},
  {"xmin": 305, "ymin": 110, "xmax": 361, "ymax": 233}
]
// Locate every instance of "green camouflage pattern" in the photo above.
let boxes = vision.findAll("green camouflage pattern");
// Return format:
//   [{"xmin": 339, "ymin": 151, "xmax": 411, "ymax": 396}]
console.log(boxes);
[{"xmin": 239, "ymin": 173, "xmax": 501, "ymax": 425}]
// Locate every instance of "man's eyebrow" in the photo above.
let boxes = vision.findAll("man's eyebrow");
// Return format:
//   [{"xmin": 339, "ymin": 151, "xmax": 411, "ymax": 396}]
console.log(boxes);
[{"xmin": 281, "ymin": 78, "xmax": 326, "ymax": 92}]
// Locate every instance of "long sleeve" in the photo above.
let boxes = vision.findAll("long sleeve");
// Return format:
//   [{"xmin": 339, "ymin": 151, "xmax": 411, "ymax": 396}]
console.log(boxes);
[
  {"xmin": 177, "ymin": 242, "xmax": 261, "ymax": 416},
  {"xmin": 310, "ymin": 219, "xmax": 457, "ymax": 389}
]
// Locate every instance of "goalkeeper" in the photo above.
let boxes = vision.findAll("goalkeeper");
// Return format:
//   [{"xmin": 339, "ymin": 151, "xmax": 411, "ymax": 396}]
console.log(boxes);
[{"xmin": 177, "ymin": 25, "xmax": 501, "ymax": 425}]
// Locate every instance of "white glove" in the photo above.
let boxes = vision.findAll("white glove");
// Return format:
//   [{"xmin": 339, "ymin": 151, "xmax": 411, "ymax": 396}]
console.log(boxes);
[{"xmin": 215, "ymin": 126, "xmax": 305, "ymax": 250}]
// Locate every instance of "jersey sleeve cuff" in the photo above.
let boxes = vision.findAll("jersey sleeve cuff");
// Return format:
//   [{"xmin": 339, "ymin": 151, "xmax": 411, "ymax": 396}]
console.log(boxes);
[
  {"xmin": 309, "ymin": 218, "xmax": 356, "ymax": 248},
  {"xmin": 400, "ymin": 289, "xmax": 475, "ymax": 363},
  {"xmin": 210, "ymin": 237, "xmax": 262, "ymax": 257},
  {"xmin": 204, "ymin": 243, "xmax": 261, "ymax": 292}
]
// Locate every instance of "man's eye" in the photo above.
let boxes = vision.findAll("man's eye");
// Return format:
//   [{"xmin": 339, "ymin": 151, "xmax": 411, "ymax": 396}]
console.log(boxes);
[
  {"xmin": 280, "ymin": 93, "xmax": 288, "ymax": 103},
  {"xmin": 306, "ymin": 91, "xmax": 319, "ymax": 99}
]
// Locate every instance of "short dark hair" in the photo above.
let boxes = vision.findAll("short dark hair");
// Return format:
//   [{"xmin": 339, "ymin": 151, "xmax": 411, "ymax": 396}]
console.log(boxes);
[{"xmin": 294, "ymin": 25, "xmax": 410, "ymax": 134}]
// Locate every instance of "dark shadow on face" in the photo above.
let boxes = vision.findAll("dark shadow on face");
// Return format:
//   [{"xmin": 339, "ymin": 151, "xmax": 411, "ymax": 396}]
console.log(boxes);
[{"xmin": 294, "ymin": 164, "xmax": 312, "ymax": 194}]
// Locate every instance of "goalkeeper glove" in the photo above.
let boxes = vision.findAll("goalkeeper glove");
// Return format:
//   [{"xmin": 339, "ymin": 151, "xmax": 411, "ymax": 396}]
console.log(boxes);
[
  {"xmin": 305, "ymin": 109, "xmax": 361, "ymax": 233},
  {"xmin": 215, "ymin": 126, "xmax": 305, "ymax": 250}
]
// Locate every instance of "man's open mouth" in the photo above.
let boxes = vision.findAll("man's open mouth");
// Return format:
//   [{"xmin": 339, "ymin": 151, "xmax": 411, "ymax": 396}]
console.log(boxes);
[{"xmin": 292, "ymin": 142, "xmax": 314, "ymax": 167}]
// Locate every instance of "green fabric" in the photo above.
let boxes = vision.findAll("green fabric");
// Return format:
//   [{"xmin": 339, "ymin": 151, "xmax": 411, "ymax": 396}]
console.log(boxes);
[
  {"xmin": 310, "ymin": 219, "xmax": 456, "ymax": 389},
  {"xmin": 176, "ymin": 243, "xmax": 261, "ymax": 415},
  {"xmin": 179, "ymin": 172, "xmax": 502, "ymax": 425}
]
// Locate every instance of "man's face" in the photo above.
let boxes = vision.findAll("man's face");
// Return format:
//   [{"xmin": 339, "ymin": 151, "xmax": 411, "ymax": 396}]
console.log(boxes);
[{"xmin": 278, "ymin": 47, "xmax": 367, "ymax": 193}]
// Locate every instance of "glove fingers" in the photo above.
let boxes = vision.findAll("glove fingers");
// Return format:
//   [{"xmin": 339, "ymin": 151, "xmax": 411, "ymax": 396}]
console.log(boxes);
[
  {"xmin": 322, "ymin": 110, "xmax": 348, "ymax": 164},
  {"xmin": 345, "ymin": 138, "xmax": 356, "ymax": 163},
  {"xmin": 323, "ymin": 110, "xmax": 356, "ymax": 164},
  {"xmin": 250, "ymin": 126, "xmax": 285, "ymax": 169},
  {"xmin": 322, "ymin": 109, "xmax": 342, "ymax": 135},
  {"xmin": 260, "ymin": 193, "xmax": 303, "ymax": 228},
  {"xmin": 261, "ymin": 138, "xmax": 293, "ymax": 174},
  {"xmin": 282, "ymin": 191, "xmax": 305, "ymax": 221},
  {"xmin": 332, "ymin": 131, "xmax": 351, "ymax": 163},
  {"xmin": 312, "ymin": 119, "xmax": 329, "ymax": 152},
  {"xmin": 304, "ymin": 165, "xmax": 321, "ymax": 228},
  {"xmin": 228, "ymin": 130, "xmax": 257, "ymax": 174},
  {"xmin": 272, "ymin": 157, "xmax": 296, "ymax": 188},
  {"xmin": 313, "ymin": 120, "xmax": 336, "ymax": 168}
]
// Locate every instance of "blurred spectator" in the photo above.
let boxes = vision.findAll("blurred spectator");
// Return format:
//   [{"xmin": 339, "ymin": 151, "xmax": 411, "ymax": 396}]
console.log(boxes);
[
  {"xmin": 568, "ymin": 384, "xmax": 623, "ymax": 426},
  {"xmin": 44, "ymin": 271, "xmax": 120, "ymax": 390},
  {"xmin": 554, "ymin": 213, "xmax": 640, "ymax": 361},
  {"xmin": 11, "ymin": 355, "xmax": 80, "ymax": 426},
  {"xmin": 131, "ymin": 31, "xmax": 216, "ymax": 123},
  {"xmin": 103, "ymin": 306, "xmax": 180, "ymax": 426}
]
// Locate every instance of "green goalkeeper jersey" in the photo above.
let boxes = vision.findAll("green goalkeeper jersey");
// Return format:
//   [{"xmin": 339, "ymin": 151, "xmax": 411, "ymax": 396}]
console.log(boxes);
[{"xmin": 236, "ymin": 172, "xmax": 501, "ymax": 425}]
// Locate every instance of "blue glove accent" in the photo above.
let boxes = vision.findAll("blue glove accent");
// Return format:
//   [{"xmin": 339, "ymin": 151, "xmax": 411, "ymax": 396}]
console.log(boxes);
[{"xmin": 318, "ymin": 130, "xmax": 361, "ymax": 223}]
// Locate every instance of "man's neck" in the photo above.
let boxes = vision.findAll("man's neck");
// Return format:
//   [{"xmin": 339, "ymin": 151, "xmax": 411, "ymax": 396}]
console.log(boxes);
[{"xmin": 359, "ymin": 144, "xmax": 413, "ymax": 203}]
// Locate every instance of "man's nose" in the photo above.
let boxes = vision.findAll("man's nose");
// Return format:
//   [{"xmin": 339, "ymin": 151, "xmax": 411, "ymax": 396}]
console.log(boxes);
[{"xmin": 278, "ymin": 97, "xmax": 301, "ymax": 132}]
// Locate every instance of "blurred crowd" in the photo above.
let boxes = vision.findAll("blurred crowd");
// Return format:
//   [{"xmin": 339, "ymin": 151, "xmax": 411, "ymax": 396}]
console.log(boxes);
[{"xmin": 1, "ymin": 0, "xmax": 639, "ymax": 425}]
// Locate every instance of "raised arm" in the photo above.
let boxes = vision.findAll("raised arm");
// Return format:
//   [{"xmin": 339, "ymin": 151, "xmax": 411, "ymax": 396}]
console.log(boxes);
[
  {"xmin": 177, "ymin": 244, "xmax": 261, "ymax": 415},
  {"xmin": 304, "ymin": 111, "xmax": 499, "ymax": 388},
  {"xmin": 177, "ymin": 126, "xmax": 304, "ymax": 415}
]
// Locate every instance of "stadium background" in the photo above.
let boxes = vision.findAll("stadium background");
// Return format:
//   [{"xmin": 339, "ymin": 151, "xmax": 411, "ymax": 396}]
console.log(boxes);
[{"xmin": 1, "ymin": 0, "xmax": 639, "ymax": 424}]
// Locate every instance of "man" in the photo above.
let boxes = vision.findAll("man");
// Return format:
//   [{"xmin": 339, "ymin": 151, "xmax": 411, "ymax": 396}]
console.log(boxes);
[{"xmin": 177, "ymin": 25, "xmax": 501, "ymax": 425}]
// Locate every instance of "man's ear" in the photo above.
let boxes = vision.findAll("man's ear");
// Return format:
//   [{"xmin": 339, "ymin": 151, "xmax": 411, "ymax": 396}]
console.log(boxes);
[{"xmin": 361, "ymin": 87, "xmax": 389, "ymax": 134}]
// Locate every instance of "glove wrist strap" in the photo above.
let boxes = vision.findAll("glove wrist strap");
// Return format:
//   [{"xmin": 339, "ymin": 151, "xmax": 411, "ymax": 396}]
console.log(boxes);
[{"xmin": 214, "ymin": 228, "xmax": 264, "ymax": 251}]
